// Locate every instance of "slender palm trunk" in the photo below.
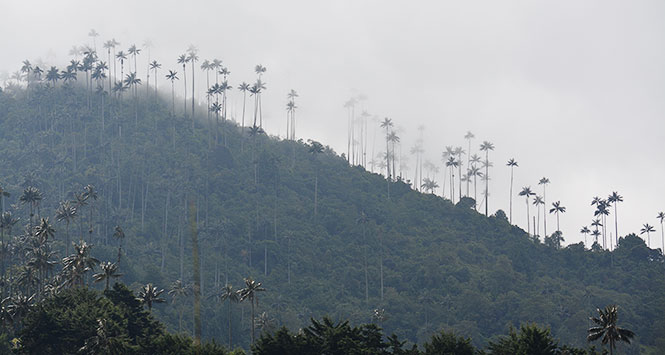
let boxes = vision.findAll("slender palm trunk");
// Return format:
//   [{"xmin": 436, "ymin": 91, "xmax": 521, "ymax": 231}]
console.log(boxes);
[
  {"xmin": 525, "ymin": 198, "xmax": 530, "ymax": 236},
  {"xmin": 228, "ymin": 299, "xmax": 233, "ymax": 348},
  {"xmin": 543, "ymin": 185, "xmax": 547, "ymax": 236},
  {"xmin": 614, "ymin": 204, "xmax": 618, "ymax": 244},
  {"xmin": 509, "ymin": 167, "xmax": 514, "ymax": 223},
  {"xmin": 250, "ymin": 298, "xmax": 256, "ymax": 344},
  {"xmin": 191, "ymin": 61, "xmax": 195, "ymax": 121},
  {"xmin": 485, "ymin": 152, "xmax": 489, "ymax": 216}
]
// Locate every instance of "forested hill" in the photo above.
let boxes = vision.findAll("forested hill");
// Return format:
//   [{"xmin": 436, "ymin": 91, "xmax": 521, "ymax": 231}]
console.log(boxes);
[{"xmin": 0, "ymin": 83, "xmax": 664, "ymax": 353}]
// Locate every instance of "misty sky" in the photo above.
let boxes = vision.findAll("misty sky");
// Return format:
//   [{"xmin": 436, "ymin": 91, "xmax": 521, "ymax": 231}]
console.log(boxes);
[{"xmin": 1, "ymin": 0, "xmax": 664, "ymax": 249}]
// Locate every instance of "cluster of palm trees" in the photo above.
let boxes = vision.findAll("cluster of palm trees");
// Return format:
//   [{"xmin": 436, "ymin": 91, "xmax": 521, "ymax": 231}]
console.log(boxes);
[{"xmin": 167, "ymin": 276, "xmax": 266, "ymax": 347}]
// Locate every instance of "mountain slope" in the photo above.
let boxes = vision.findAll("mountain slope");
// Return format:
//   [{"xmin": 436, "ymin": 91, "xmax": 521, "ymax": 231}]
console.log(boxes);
[{"xmin": 0, "ymin": 84, "xmax": 663, "ymax": 352}]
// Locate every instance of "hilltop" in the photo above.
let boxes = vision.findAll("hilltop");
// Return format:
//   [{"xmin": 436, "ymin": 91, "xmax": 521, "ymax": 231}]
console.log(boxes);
[{"xmin": 0, "ymin": 82, "xmax": 663, "ymax": 353}]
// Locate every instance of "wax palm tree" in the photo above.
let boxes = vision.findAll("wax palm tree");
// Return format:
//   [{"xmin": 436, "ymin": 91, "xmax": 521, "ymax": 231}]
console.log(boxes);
[
  {"xmin": 549, "ymin": 201, "xmax": 566, "ymax": 235},
  {"xmin": 20, "ymin": 186, "xmax": 42, "ymax": 227},
  {"xmin": 658, "ymin": 212, "xmax": 665, "ymax": 255},
  {"xmin": 591, "ymin": 229, "xmax": 601, "ymax": 245},
  {"xmin": 532, "ymin": 196, "xmax": 544, "ymax": 236},
  {"xmin": 127, "ymin": 44, "xmax": 141, "ymax": 73},
  {"xmin": 166, "ymin": 70, "xmax": 179, "ymax": 115},
  {"xmin": 137, "ymin": 283, "xmax": 165, "ymax": 311},
  {"xmin": 115, "ymin": 51, "xmax": 127, "ymax": 83},
  {"xmin": 387, "ymin": 131, "xmax": 400, "ymax": 182},
  {"xmin": 62, "ymin": 240, "xmax": 99, "ymax": 288},
  {"xmin": 479, "ymin": 141, "xmax": 494, "ymax": 216},
  {"xmin": 103, "ymin": 40, "xmax": 114, "ymax": 91},
  {"xmin": 287, "ymin": 89, "xmax": 299, "ymax": 139},
  {"xmin": 640, "ymin": 224, "xmax": 655, "ymax": 247},
  {"xmin": 539, "ymin": 177, "xmax": 550, "ymax": 236},
  {"xmin": 0, "ymin": 184, "xmax": 9, "ymax": 215},
  {"xmin": 580, "ymin": 226, "xmax": 591, "ymax": 247},
  {"xmin": 217, "ymin": 283, "xmax": 239, "ymax": 348},
  {"xmin": 588, "ymin": 305, "xmax": 635, "ymax": 355},
  {"xmin": 506, "ymin": 158, "xmax": 518, "ymax": 223},
  {"xmin": 594, "ymin": 200, "xmax": 610, "ymax": 249},
  {"xmin": 61, "ymin": 68, "xmax": 77, "ymax": 85},
  {"xmin": 445, "ymin": 157, "xmax": 459, "ymax": 202},
  {"xmin": 88, "ymin": 29, "xmax": 99, "ymax": 52},
  {"xmin": 518, "ymin": 187, "xmax": 535, "ymax": 235},
  {"xmin": 250, "ymin": 79, "xmax": 267, "ymax": 128},
  {"xmin": 113, "ymin": 225, "xmax": 125, "ymax": 262},
  {"xmin": 607, "ymin": 192, "xmax": 623, "ymax": 244},
  {"xmin": 93, "ymin": 262, "xmax": 122, "ymax": 290},
  {"xmin": 238, "ymin": 82, "xmax": 250, "ymax": 135},
  {"xmin": 45, "ymin": 66, "xmax": 60, "ymax": 87},
  {"xmin": 149, "ymin": 60, "xmax": 161, "ymax": 95},
  {"xmin": 238, "ymin": 277, "xmax": 266, "ymax": 344},
  {"xmin": 379, "ymin": 118, "xmax": 393, "ymax": 180},
  {"xmin": 177, "ymin": 54, "xmax": 189, "ymax": 119},
  {"xmin": 168, "ymin": 280, "xmax": 189, "ymax": 333},
  {"xmin": 421, "ymin": 178, "xmax": 439, "ymax": 194},
  {"xmin": 187, "ymin": 46, "xmax": 199, "ymax": 119},
  {"xmin": 468, "ymin": 166, "xmax": 482, "ymax": 209}
]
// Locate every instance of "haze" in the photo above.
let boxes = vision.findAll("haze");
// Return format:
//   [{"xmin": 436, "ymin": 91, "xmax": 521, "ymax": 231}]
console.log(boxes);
[{"xmin": 1, "ymin": 0, "xmax": 664, "ymax": 248}]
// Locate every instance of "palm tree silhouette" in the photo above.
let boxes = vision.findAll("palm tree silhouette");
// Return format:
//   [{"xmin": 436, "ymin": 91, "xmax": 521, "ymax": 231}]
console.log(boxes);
[
  {"xmin": 506, "ymin": 158, "xmax": 518, "ymax": 223},
  {"xmin": 216, "ymin": 283, "xmax": 239, "ymax": 348},
  {"xmin": 445, "ymin": 157, "xmax": 459, "ymax": 202},
  {"xmin": 165, "ymin": 70, "xmax": 179, "ymax": 115},
  {"xmin": 45, "ymin": 66, "xmax": 60, "ymax": 87},
  {"xmin": 479, "ymin": 141, "xmax": 494, "ymax": 216},
  {"xmin": 62, "ymin": 240, "xmax": 99, "ymax": 287},
  {"xmin": 532, "ymin": 196, "xmax": 544, "ymax": 236},
  {"xmin": 538, "ymin": 177, "xmax": 550, "ymax": 236},
  {"xmin": 379, "ymin": 118, "xmax": 393, "ymax": 181},
  {"xmin": 55, "ymin": 201, "xmax": 77, "ymax": 255},
  {"xmin": 115, "ymin": 51, "xmax": 127, "ymax": 84},
  {"xmin": 549, "ymin": 201, "xmax": 566, "ymax": 234},
  {"xmin": 588, "ymin": 305, "xmax": 635, "ymax": 355},
  {"xmin": 580, "ymin": 226, "xmax": 591, "ymax": 247},
  {"xmin": 519, "ymin": 187, "xmax": 535, "ymax": 235},
  {"xmin": 640, "ymin": 224, "xmax": 655, "ymax": 247},
  {"xmin": 187, "ymin": 46, "xmax": 198, "ymax": 120},
  {"xmin": 137, "ymin": 283, "xmax": 165, "ymax": 311},
  {"xmin": 93, "ymin": 262, "xmax": 122, "ymax": 290},
  {"xmin": 20, "ymin": 186, "xmax": 42, "ymax": 227},
  {"xmin": 177, "ymin": 54, "xmax": 189, "ymax": 119},
  {"xmin": 127, "ymin": 44, "xmax": 141, "ymax": 74},
  {"xmin": 0, "ymin": 184, "xmax": 9, "ymax": 215},
  {"xmin": 607, "ymin": 192, "xmax": 623, "ymax": 246},
  {"xmin": 238, "ymin": 277, "xmax": 266, "ymax": 344},
  {"xmin": 168, "ymin": 279, "xmax": 190, "ymax": 333},
  {"xmin": 149, "ymin": 60, "xmax": 161, "ymax": 95}
]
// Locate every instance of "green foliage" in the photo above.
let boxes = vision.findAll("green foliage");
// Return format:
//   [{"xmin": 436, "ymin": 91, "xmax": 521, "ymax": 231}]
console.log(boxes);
[
  {"xmin": 0, "ymin": 81, "xmax": 663, "ymax": 352},
  {"xmin": 17, "ymin": 284, "xmax": 227, "ymax": 354},
  {"xmin": 422, "ymin": 330, "xmax": 476, "ymax": 355}
]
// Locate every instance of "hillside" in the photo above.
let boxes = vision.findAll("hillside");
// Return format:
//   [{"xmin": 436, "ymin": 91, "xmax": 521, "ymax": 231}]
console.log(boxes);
[{"xmin": 0, "ymin": 83, "xmax": 664, "ymax": 353}]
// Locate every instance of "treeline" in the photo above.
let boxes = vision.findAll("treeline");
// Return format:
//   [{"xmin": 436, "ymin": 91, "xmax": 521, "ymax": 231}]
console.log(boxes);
[{"xmin": 1, "ymin": 69, "xmax": 664, "ymax": 353}]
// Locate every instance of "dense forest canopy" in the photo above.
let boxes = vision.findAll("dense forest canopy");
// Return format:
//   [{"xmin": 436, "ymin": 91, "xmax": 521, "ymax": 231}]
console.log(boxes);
[{"xmin": 0, "ymin": 48, "xmax": 664, "ymax": 354}]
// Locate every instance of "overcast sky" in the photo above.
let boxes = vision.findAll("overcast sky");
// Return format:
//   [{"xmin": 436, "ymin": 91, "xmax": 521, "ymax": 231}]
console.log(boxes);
[{"xmin": 1, "ymin": 0, "xmax": 664, "ymax": 249}]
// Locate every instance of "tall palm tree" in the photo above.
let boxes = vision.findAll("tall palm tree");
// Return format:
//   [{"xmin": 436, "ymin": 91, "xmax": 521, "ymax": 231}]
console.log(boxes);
[
  {"xmin": 0, "ymin": 184, "xmax": 9, "ymax": 215},
  {"xmin": 287, "ymin": 89, "xmax": 299, "ymax": 139},
  {"xmin": 640, "ymin": 224, "xmax": 655, "ymax": 247},
  {"xmin": 137, "ymin": 283, "xmax": 165, "ymax": 311},
  {"xmin": 217, "ymin": 283, "xmax": 239, "ymax": 348},
  {"xmin": 479, "ymin": 141, "xmax": 494, "ymax": 216},
  {"xmin": 421, "ymin": 178, "xmax": 439, "ymax": 194},
  {"xmin": 445, "ymin": 157, "xmax": 459, "ymax": 202},
  {"xmin": 549, "ymin": 201, "xmax": 566, "ymax": 234},
  {"xmin": 533, "ymin": 196, "xmax": 544, "ymax": 236},
  {"xmin": 103, "ymin": 40, "xmax": 114, "ymax": 92},
  {"xmin": 20, "ymin": 186, "xmax": 42, "ymax": 227},
  {"xmin": 88, "ymin": 29, "xmax": 99, "ymax": 52},
  {"xmin": 166, "ymin": 70, "xmax": 179, "ymax": 114},
  {"xmin": 149, "ymin": 60, "xmax": 161, "ymax": 95},
  {"xmin": 594, "ymin": 199, "xmax": 610, "ymax": 249},
  {"xmin": 55, "ymin": 201, "xmax": 77, "ymax": 255},
  {"xmin": 658, "ymin": 212, "xmax": 665, "ymax": 255},
  {"xmin": 387, "ymin": 131, "xmax": 400, "ymax": 182},
  {"xmin": 61, "ymin": 240, "xmax": 99, "ymax": 288},
  {"xmin": 468, "ymin": 166, "xmax": 482, "ymax": 210},
  {"xmin": 112, "ymin": 225, "xmax": 125, "ymax": 262},
  {"xmin": 519, "ymin": 187, "xmax": 535, "ymax": 235},
  {"xmin": 93, "ymin": 262, "xmax": 122, "ymax": 290},
  {"xmin": 580, "ymin": 226, "xmax": 591, "ymax": 247},
  {"xmin": 177, "ymin": 54, "xmax": 189, "ymax": 119},
  {"xmin": 238, "ymin": 277, "xmax": 266, "ymax": 344},
  {"xmin": 127, "ymin": 44, "xmax": 141, "ymax": 74},
  {"xmin": 588, "ymin": 305, "xmax": 635, "ymax": 355},
  {"xmin": 187, "ymin": 47, "xmax": 199, "ymax": 120},
  {"xmin": 607, "ymin": 192, "xmax": 623, "ymax": 245},
  {"xmin": 379, "ymin": 118, "xmax": 393, "ymax": 180},
  {"xmin": 238, "ymin": 82, "xmax": 250, "ymax": 133},
  {"xmin": 506, "ymin": 158, "xmax": 518, "ymax": 223},
  {"xmin": 168, "ymin": 280, "xmax": 189, "ymax": 333},
  {"xmin": 539, "ymin": 177, "xmax": 550, "ymax": 236},
  {"xmin": 115, "ymin": 51, "xmax": 127, "ymax": 84},
  {"xmin": 45, "ymin": 66, "xmax": 60, "ymax": 87}
]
